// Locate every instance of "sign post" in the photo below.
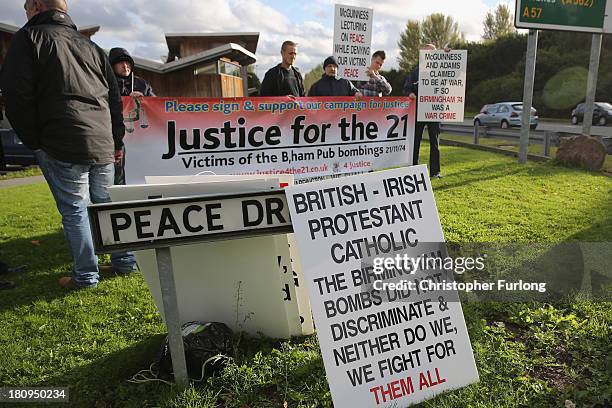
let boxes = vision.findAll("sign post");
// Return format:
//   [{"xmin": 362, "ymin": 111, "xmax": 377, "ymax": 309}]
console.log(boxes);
[
  {"xmin": 155, "ymin": 247, "xmax": 188, "ymax": 388},
  {"xmin": 583, "ymin": 34, "xmax": 603, "ymax": 136},
  {"xmin": 514, "ymin": 0, "xmax": 610, "ymax": 161},
  {"xmin": 88, "ymin": 191, "xmax": 293, "ymax": 386},
  {"xmin": 519, "ymin": 30, "xmax": 538, "ymax": 164}
]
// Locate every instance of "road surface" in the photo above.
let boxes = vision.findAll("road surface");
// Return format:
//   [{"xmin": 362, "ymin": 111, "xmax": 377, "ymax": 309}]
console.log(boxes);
[{"xmin": 462, "ymin": 118, "xmax": 611, "ymax": 137}]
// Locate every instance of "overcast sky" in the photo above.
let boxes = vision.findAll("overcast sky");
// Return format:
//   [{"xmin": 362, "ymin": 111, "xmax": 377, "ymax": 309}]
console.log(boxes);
[{"xmin": 1, "ymin": 0, "xmax": 510, "ymax": 77}]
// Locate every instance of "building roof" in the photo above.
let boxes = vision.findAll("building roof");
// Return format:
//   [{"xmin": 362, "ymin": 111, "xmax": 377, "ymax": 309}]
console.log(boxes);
[
  {"xmin": 165, "ymin": 32, "xmax": 259, "ymax": 60},
  {"xmin": 132, "ymin": 42, "xmax": 257, "ymax": 73},
  {"xmin": 0, "ymin": 21, "xmax": 100, "ymax": 37},
  {"xmin": 1, "ymin": 21, "xmax": 257, "ymax": 70},
  {"xmin": 0, "ymin": 22, "xmax": 18, "ymax": 34}
]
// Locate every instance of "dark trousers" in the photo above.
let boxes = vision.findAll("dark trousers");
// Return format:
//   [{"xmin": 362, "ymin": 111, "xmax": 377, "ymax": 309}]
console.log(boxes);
[
  {"xmin": 413, "ymin": 121, "xmax": 440, "ymax": 176},
  {"xmin": 114, "ymin": 146, "xmax": 126, "ymax": 185}
]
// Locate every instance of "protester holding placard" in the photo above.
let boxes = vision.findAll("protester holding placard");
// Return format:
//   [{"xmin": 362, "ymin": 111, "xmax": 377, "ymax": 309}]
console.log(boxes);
[
  {"xmin": 105, "ymin": 46, "xmax": 155, "ymax": 275},
  {"xmin": 354, "ymin": 50, "xmax": 392, "ymax": 97},
  {"xmin": 404, "ymin": 44, "xmax": 444, "ymax": 178},
  {"xmin": 260, "ymin": 41, "xmax": 305, "ymax": 97},
  {"xmin": 308, "ymin": 56, "xmax": 363, "ymax": 98},
  {"xmin": 109, "ymin": 47, "xmax": 155, "ymax": 187}
]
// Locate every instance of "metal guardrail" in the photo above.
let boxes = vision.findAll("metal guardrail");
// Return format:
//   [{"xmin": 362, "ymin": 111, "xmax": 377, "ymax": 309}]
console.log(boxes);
[
  {"xmin": 441, "ymin": 123, "xmax": 551, "ymax": 140},
  {"xmin": 439, "ymin": 123, "xmax": 596, "ymax": 157}
]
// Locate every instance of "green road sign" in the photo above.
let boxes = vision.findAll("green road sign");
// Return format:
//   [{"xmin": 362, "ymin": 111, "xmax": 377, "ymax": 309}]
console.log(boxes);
[{"xmin": 515, "ymin": 0, "xmax": 611, "ymax": 33}]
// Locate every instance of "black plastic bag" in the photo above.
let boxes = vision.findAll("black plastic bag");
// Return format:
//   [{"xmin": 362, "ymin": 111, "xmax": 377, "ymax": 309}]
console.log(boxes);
[{"xmin": 155, "ymin": 321, "xmax": 233, "ymax": 381}]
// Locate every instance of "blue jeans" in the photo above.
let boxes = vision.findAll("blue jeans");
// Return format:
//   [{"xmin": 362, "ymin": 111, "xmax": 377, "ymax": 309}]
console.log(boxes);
[{"xmin": 36, "ymin": 150, "xmax": 136, "ymax": 287}]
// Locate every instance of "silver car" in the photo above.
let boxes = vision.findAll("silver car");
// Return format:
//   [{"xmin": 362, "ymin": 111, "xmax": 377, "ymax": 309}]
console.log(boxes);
[{"xmin": 474, "ymin": 102, "xmax": 538, "ymax": 130}]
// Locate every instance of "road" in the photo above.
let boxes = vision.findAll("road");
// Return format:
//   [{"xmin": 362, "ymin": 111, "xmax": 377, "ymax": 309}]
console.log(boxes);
[{"xmin": 461, "ymin": 118, "xmax": 612, "ymax": 137}]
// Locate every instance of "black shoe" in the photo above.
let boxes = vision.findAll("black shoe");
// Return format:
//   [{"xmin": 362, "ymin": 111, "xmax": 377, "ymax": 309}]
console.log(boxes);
[
  {"xmin": 0, "ymin": 262, "xmax": 28, "ymax": 275},
  {"xmin": 0, "ymin": 280, "xmax": 16, "ymax": 290}
]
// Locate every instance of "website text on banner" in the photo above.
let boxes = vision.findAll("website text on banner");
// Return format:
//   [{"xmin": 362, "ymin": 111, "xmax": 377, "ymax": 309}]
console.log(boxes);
[{"xmin": 121, "ymin": 96, "xmax": 415, "ymax": 184}]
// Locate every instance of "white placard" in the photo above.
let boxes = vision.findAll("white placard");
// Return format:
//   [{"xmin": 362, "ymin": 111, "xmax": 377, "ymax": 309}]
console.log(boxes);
[
  {"xmin": 333, "ymin": 4, "xmax": 374, "ymax": 81},
  {"xmin": 286, "ymin": 165, "xmax": 479, "ymax": 407},
  {"xmin": 417, "ymin": 50, "xmax": 468, "ymax": 123}
]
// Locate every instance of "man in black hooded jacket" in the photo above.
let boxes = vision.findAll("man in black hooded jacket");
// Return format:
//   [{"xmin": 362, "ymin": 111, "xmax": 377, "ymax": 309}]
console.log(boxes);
[
  {"xmin": 308, "ymin": 56, "xmax": 363, "ymax": 98},
  {"xmin": 109, "ymin": 48, "xmax": 155, "ymax": 98},
  {"xmin": 108, "ymin": 47, "xmax": 154, "ymax": 186}
]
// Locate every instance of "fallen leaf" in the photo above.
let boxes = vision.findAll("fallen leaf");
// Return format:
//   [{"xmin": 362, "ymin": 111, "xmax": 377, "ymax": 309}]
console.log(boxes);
[{"xmin": 31, "ymin": 240, "xmax": 40, "ymax": 246}]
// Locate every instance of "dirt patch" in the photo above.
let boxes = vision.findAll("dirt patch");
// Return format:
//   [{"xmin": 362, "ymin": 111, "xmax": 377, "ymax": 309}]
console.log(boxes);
[
  {"xmin": 531, "ymin": 364, "xmax": 574, "ymax": 390},
  {"xmin": 530, "ymin": 345, "xmax": 574, "ymax": 390}
]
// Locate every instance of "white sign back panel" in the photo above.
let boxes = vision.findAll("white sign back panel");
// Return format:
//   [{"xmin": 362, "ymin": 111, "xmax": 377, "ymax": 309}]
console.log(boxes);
[
  {"xmin": 109, "ymin": 180, "xmax": 301, "ymax": 338},
  {"xmin": 144, "ymin": 175, "xmax": 315, "ymax": 335}
]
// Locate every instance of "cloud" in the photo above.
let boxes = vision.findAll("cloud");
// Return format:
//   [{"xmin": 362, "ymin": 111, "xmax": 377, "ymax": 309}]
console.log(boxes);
[{"xmin": 0, "ymin": 0, "xmax": 499, "ymax": 79}]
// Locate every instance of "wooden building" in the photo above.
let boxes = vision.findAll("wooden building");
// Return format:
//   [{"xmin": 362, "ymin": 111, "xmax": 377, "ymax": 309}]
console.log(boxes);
[
  {"xmin": 133, "ymin": 32, "xmax": 258, "ymax": 97},
  {"xmin": 0, "ymin": 22, "xmax": 258, "ymax": 98}
]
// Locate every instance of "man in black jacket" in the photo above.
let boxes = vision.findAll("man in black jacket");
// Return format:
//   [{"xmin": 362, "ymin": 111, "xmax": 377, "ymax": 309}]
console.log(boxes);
[
  {"xmin": 0, "ymin": 0, "xmax": 130, "ymax": 288},
  {"xmin": 105, "ymin": 47, "xmax": 153, "ymax": 275},
  {"xmin": 109, "ymin": 48, "xmax": 155, "ymax": 98},
  {"xmin": 259, "ymin": 41, "xmax": 305, "ymax": 97},
  {"xmin": 108, "ymin": 47, "xmax": 154, "ymax": 185},
  {"xmin": 404, "ymin": 43, "xmax": 442, "ymax": 178},
  {"xmin": 308, "ymin": 56, "xmax": 363, "ymax": 98}
]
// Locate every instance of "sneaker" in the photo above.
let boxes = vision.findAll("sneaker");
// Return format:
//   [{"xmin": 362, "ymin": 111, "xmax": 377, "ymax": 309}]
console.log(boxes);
[
  {"xmin": 58, "ymin": 276, "xmax": 96, "ymax": 289},
  {"xmin": 59, "ymin": 276, "xmax": 78, "ymax": 289},
  {"xmin": 431, "ymin": 173, "xmax": 443, "ymax": 178}
]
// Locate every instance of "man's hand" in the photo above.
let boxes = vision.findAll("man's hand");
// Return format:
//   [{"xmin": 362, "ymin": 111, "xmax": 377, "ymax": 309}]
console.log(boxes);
[
  {"xmin": 114, "ymin": 149, "xmax": 124, "ymax": 163},
  {"xmin": 408, "ymin": 93, "xmax": 417, "ymax": 100},
  {"xmin": 355, "ymin": 91, "xmax": 364, "ymax": 101},
  {"xmin": 130, "ymin": 91, "xmax": 144, "ymax": 97}
]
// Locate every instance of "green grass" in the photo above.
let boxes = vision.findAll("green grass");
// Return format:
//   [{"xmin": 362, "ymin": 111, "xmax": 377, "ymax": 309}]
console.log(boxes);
[
  {"xmin": 0, "ymin": 145, "xmax": 610, "ymax": 407},
  {"xmin": 440, "ymin": 132, "xmax": 612, "ymax": 173},
  {"xmin": 0, "ymin": 166, "xmax": 42, "ymax": 181}
]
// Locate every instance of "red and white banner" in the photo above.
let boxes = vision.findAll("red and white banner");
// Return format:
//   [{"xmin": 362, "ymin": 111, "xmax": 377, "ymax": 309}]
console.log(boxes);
[{"xmin": 122, "ymin": 96, "xmax": 415, "ymax": 184}]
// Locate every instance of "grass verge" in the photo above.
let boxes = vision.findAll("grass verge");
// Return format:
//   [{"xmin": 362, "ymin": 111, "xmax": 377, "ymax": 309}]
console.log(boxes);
[
  {"xmin": 0, "ymin": 144, "xmax": 610, "ymax": 407},
  {"xmin": 440, "ymin": 132, "xmax": 612, "ymax": 173},
  {"xmin": 0, "ymin": 166, "xmax": 42, "ymax": 181}
]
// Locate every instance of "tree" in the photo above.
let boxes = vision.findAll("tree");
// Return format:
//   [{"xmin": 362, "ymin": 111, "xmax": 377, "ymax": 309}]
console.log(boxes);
[
  {"xmin": 379, "ymin": 69, "xmax": 406, "ymax": 96},
  {"xmin": 397, "ymin": 13, "xmax": 465, "ymax": 71},
  {"xmin": 397, "ymin": 20, "xmax": 421, "ymax": 72},
  {"xmin": 303, "ymin": 64, "xmax": 323, "ymax": 94},
  {"xmin": 247, "ymin": 65, "xmax": 261, "ymax": 95},
  {"xmin": 482, "ymin": 4, "xmax": 516, "ymax": 41}
]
